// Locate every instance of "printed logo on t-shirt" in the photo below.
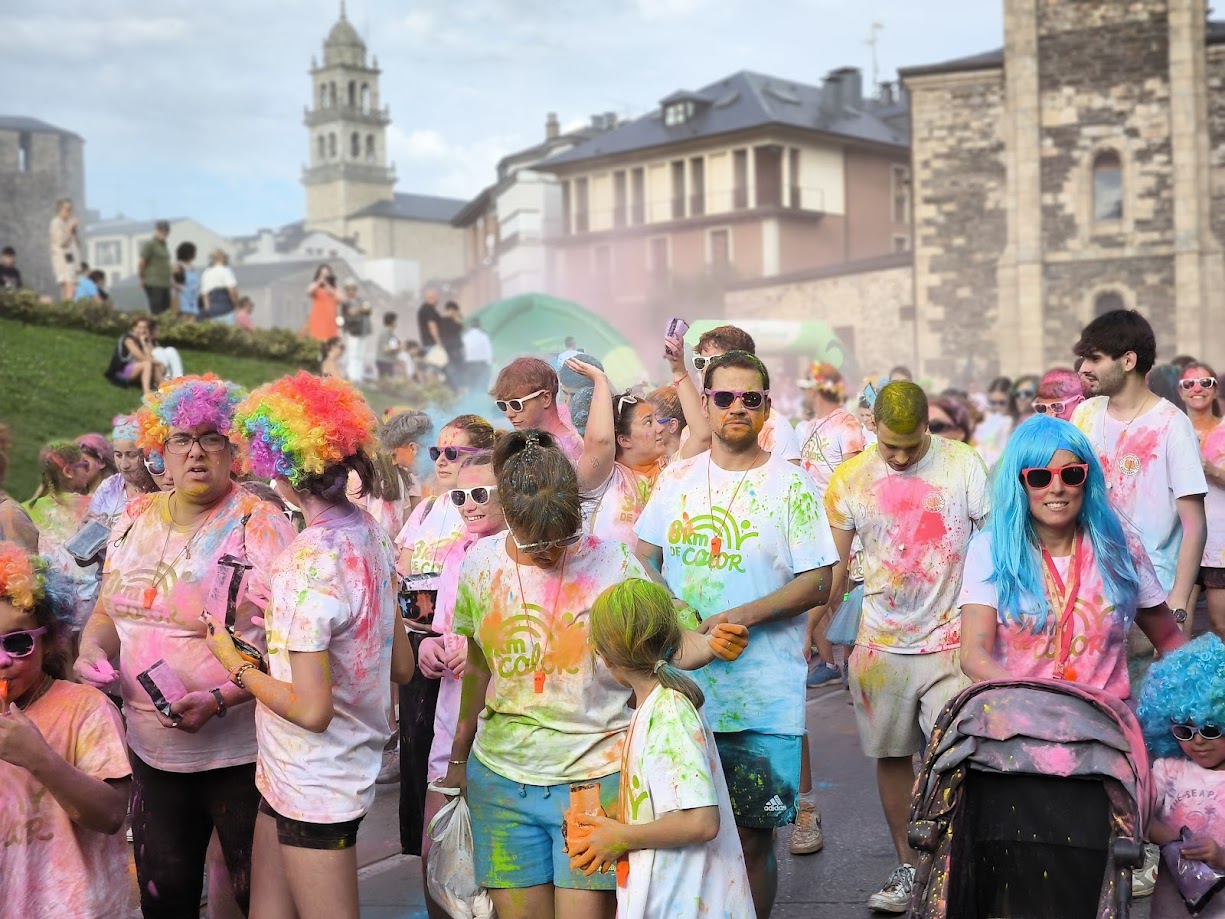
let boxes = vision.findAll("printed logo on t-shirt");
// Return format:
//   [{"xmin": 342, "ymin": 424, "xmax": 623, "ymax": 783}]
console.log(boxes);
[
  {"xmin": 1118, "ymin": 454, "xmax": 1142, "ymax": 477},
  {"xmin": 485, "ymin": 603, "xmax": 583, "ymax": 680},
  {"xmin": 665, "ymin": 507, "xmax": 760, "ymax": 572},
  {"xmin": 922, "ymin": 492, "xmax": 947, "ymax": 514},
  {"xmin": 409, "ymin": 539, "xmax": 446, "ymax": 574}
]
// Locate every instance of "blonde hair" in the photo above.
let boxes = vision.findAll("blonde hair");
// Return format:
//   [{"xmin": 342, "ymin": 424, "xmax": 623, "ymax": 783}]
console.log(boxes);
[{"xmin": 589, "ymin": 579, "xmax": 704, "ymax": 708}]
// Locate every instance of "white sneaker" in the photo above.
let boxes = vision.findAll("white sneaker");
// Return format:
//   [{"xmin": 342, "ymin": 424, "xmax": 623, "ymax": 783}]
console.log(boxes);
[
  {"xmin": 1132, "ymin": 843, "xmax": 1159, "ymax": 898},
  {"xmin": 868, "ymin": 864, "xmax": 916, "ymax": 914},
  {"xmin": 375, "ymin": 747, "xmax": 401, "ymax": 784}
]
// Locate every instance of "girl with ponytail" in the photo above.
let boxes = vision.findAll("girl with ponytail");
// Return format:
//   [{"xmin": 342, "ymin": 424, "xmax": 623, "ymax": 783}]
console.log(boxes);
[{"xmin": 568, "ymin": 579, "xmax": 754, "ymax": 918}]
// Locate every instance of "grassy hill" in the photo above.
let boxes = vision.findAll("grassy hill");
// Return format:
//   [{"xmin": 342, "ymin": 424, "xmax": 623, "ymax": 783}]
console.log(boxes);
[{"xmin": 0, "ymin": 318, "xmax": 302, "ymax": 500}]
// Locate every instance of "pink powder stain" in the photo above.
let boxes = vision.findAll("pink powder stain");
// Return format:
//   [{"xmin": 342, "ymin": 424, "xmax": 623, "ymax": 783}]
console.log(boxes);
[
  {"xmin": 1029, "ymin": 743, "xmax": 1077, "ymax": 777},
  {"xmin": 876, "ymin": 477, "xmax": 949, "ymax": 564}
]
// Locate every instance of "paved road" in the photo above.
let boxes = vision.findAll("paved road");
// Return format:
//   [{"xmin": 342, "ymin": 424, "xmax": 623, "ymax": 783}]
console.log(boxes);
[{"xmin": 129, "ymin": 680, "xmax": 1150, "ymax": 918}]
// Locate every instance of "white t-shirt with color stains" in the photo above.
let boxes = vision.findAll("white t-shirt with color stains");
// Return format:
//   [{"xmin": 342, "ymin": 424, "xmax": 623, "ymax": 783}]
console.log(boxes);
[
  {"xmin": 1151, "ymin": 757, "xmax": 1225, "ymax": 919},
  {"xmin": 825, "ymin": 437, "xmax": 989, "ymax": 654},
  {"xmin": 796, "ymin": 407, "xmax": 867, "ymax": 500},
  {"xmin": 1070, "ymin": 396, "xmax": 1206, "ymax": 592},
  {"xmin": 453, "ymin": 535, "xmax": 647, "ymax": 786},
  {"xmin": 1197, "ymin": 420, "xmax": 1225, "ymax": 569},
  {"xmin": 256, "ymin": 508, "xmax": 398, "ymax": 823},
  {"xmin": 616, "ymin": 686, "xmax": 754, "ymax": 919},
  {"xmin": 635, "ymin": 453, "xmax": 838, "ymax": 735}
]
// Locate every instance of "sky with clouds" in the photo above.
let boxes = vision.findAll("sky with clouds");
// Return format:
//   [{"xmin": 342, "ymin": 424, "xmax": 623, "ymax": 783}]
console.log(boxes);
[{"xmin": 7, "ymin": 0, "xmax": 1002, "ymax": 236}]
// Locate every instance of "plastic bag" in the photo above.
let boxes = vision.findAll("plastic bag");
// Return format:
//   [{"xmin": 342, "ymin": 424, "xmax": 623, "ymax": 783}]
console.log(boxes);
[
  {"xmin": 826, "ymin": 583, "xmax": 864, "ymax": 646},
  {"xmin": 1161, "ymin": 828, "xmax": 1225, "ymax": 912},
  {"xmin": 426, "ymin": 784, "xmax": 495, "ymax": 919}
]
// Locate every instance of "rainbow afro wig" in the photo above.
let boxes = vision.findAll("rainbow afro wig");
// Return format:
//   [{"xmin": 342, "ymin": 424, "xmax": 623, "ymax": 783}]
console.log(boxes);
[
  {"xmin": 0, "ymin": 543, "xmax": 46, "ymax": 611},
  {"xmin": 136, "ymin": 374, "xmax": 246, "ymax": 451},
  {"xmin": 232, "ymin": 371, "xmax": 378, "ymax": 485},
  {"xmin": 1136, "ymin": 634, "xmax": 1225, "ymax": 760}
]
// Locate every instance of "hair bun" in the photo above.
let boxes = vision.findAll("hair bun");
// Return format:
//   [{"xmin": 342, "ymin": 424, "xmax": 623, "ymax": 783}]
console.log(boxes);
[{"xmin": 525, "ymin": 431, "xmax": 540, "ymax": 449}]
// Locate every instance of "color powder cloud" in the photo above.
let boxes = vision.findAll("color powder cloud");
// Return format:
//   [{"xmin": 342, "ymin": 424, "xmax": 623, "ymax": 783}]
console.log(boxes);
[
  {"xmin": 136, "ymin": 374, "xmax": 247, "ymax": 451},
  {"xmin": 233, "ymin": 371, "xmax": 378, "ymax": 485}
]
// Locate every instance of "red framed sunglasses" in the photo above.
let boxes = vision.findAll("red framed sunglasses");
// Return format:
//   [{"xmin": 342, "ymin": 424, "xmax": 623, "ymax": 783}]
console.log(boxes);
[{"xmin": 1019, "ymin": 464, "xmax": 1089, "ymax": 490}]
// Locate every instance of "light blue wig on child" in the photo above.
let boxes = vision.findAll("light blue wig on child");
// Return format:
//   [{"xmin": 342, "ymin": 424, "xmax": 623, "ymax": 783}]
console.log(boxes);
[
  {"xmin": 1136, "ymin": 634, "xmax": 1225, "ymax": 760},
  {"xmin": 986, "ymin": 415, "xmax": 1140, "ymax": 630}
]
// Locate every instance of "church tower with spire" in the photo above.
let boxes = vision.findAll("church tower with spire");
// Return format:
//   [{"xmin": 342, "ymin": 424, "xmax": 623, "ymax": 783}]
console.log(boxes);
[{"xmin": 302, "ymin": 1, "xmax": 396, "ymax": 235}]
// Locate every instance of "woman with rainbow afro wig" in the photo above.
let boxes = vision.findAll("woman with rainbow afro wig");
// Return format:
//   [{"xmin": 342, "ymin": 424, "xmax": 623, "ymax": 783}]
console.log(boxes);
[
  {"xmin": 960, "ymin": 414, "xmax": 1186, "ymax": 698},
  {"xmin": 204, "ymin": 371, "xmax": 414, "ymax": 919},
  {"xmin": 76, "ymin": 371, "xmax": 297, "ymax": 918},
  {"xmin": 0, "ymin": 543, "xmax": 132, "ymax": 917},
  {"xmin": 1136, "ymin": 635, "xmax": 1225, "ymax": 915}
]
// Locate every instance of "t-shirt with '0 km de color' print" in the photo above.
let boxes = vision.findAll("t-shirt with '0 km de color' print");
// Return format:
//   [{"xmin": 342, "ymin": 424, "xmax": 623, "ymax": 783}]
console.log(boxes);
[
  {"xmin": 1070, "ymin": 396, "xmax": 1206, "ymax": 593},
  {"xmin": 635, "ymin": 452, "xmax": 838, "ymax": 735},
  {"xmin": 452, "ymin": 535, "xmax": 648, "ymax": 786},
  {"xmin": 257, "ymin": 507, "xmax": 399, "ymax": 824},
  {"xmin": 958, "ymin": 529, "xmax": 1165, "ymax": 699},
  {"xmin": 615, "ymin": 685, "xmax": 754, "ymax": 919},
  {"xmin": 825, "ymin": 437, "xmax": 989, "ymax": 655}
]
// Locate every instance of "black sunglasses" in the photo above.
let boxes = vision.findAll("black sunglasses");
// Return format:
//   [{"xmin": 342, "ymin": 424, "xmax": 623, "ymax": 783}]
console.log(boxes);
[
  {"xmin": 928, "ymin": 421, "xmax": 957, "ymax": 435},
  {"xmin": 704, "ymin": 389, "xmax": 768, "ymax": 410},
  {"xmin": 0, "ymin": 627, "xmax": 47, "ymax": 658},
  {"xmin": 1019, "ymin": 464, "xmax": 1089, "ymax": 490},
  {"xmin": 429, "ymin": 445, "xmax": 481, "ymax": 462},
  {"xmin": 1171, "ymin": 722, "xmax": 1222, "ymax": 742},
  {"xmin": 449, "ymin": 485, "xmax": 497, "ymax": 506}
]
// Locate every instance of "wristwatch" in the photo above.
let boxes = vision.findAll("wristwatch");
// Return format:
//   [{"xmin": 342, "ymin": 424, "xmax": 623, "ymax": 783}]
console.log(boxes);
[
  {"xmin": 211, "ymin": 688, "xmax": 228, "ymax": 718},
  {"xmin": 1171, "ymin": 608, "xmax": 1187, "ymax": 624}
]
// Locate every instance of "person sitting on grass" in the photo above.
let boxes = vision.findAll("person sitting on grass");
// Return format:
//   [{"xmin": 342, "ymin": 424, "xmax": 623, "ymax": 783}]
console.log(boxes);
[{"xmin": 104, "ymin": 316, "xmax": 165, "ymax": 395}]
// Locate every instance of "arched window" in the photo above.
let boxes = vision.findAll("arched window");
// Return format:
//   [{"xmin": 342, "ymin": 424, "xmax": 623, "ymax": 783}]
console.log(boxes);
[
  {"xmin": 1092, "ymin": 151, "xmax": 1123, "ymax": 222},
  {"xmin": 348, "ymin": 81, "xmax": 356, "ymax": 108},
  {"xmin": 361, "ymin": 84, "xmax": 370, "ymax": 113},
  {"xmin": 1094, "ymin": 290, "xmax": 1125, "ymax": 316},
  {"xmin": 328, "ymin": 133, "xmax": 337, "ymax": 158},
  {"xmin": 350, "ymin": 132, "xmax": 360, "ymax": 158},
  {"xmin": 365, "ymin": 134, "xmax": 375, "ymax": 161},
  {"xmin": 317, "ymin": 135, "xmax": 326, "ymax": 161}
]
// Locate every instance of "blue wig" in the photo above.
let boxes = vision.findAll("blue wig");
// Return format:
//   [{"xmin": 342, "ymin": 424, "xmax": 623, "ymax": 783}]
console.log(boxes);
[
  {"xmin": 986, "ymin": 415, "xmax": 1140, "ymax": 630},
  {"xmin": 1136, "ymin": 634, "xmax": 1225, "ymax": 760}
]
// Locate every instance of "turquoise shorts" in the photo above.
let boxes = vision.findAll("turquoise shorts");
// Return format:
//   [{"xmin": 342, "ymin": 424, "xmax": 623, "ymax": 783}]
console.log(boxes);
[
  {"xmin": 715, "ymin": 731, "xmax": 803, "ymax": 829},
  {"xmin": 466, "ymin": 756, "xmax": 619, "ymax": 890}
]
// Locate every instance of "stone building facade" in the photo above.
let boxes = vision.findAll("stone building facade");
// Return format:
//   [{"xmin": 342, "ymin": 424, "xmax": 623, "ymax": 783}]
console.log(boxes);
[
  {"xmin": 724, "ymin": 254, "xmax": 915, "ymax": 384},
  {"xmin": 0, "ymin": 116, "xmax": 85, "ymax": 297},
  {"xmin": 902, "ymin": 0, "xmax": 1225, "ymax": 386}
]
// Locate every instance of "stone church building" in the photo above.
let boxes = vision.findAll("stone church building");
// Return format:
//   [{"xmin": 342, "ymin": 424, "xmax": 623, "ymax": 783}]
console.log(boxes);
[
  {"xmin": 301, "ymin": 4, "xmax": 466, "ymax": 291},
  {"xmin": 901, "ymin": 0, "xmax": 1225, "ymax": 385}
]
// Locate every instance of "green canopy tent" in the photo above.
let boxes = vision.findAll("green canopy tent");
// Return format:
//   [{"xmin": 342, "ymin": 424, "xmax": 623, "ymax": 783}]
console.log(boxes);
[{"xmin": 467, "ymin": 293, "xmax": 648, "ymax": 389}]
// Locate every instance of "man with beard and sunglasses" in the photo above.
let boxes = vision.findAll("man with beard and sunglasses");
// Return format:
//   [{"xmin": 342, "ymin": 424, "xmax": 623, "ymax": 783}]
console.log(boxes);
[
  {"xmin": 682, "ymin": 325, "xmax": 802, "ymax": 463},
  {"xmin": 823, "ymin": 381, "xmax": 988, "ymax": 913},
  {"xmin": 635, "ymin": 351, "xmax": 838, "ymax": 919}
]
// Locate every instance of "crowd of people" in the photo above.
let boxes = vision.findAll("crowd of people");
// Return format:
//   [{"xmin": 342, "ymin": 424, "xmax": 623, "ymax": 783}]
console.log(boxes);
[{"xmin": 0, "ymin": 305, "xmax": 1223, "ymax": 919}]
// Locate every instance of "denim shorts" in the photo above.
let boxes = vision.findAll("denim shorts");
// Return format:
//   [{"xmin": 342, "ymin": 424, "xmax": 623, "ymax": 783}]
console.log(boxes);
[
  {"xmin": 714, "ymin": 731, "xmax": 803, "ymax": 828},
  {"xmin": 466, "ymin": 756, "xmax": 619, "ymax": 890}
]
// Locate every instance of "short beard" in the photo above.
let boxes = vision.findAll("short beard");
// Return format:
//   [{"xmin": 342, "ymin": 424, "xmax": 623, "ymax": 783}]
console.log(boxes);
[{"xmin": 1096, "ymin": 363, "xmax": 1128, "ymax": 397}]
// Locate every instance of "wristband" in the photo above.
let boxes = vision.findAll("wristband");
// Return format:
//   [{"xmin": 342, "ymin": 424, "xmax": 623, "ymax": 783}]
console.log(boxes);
[
  {"xmin": 673, "ymin": 374, "xmax": 689, "ymax": 386},
  {"xmin": 449, "ymin": 759, "xmax": 468, "ymax": 766},
  {"xmin": 229, "ymin": 662, "xmax": 257, "ymax": 689}
]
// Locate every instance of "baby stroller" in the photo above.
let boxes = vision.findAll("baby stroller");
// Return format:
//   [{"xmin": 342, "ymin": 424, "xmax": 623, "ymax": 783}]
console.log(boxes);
[{"xmin": 908, "ymin": 679, "xmax": 1152, "ymax": 919}]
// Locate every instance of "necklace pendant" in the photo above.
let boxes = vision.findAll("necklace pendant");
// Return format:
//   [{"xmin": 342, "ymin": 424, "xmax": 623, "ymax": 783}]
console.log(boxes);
[
  {"xmin": 142, "ymin": 587, "xmax": 157, "ymax": 609},
  {"xmin": 710, "ymin": 536, "xmax": 722, "ymax": 558},
  {"xmin": 534, "ymin": 671, "xmax": 546, "ymax": 694}
]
